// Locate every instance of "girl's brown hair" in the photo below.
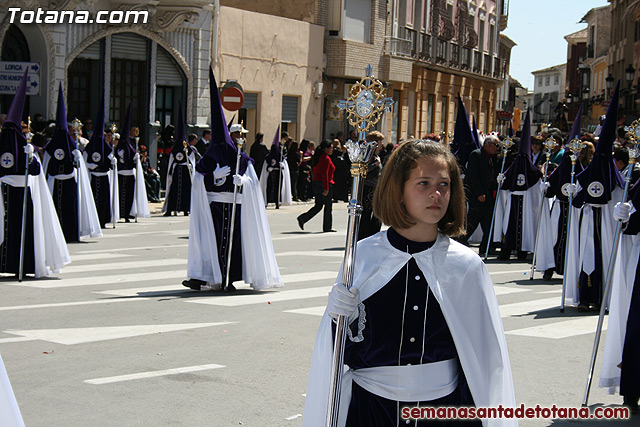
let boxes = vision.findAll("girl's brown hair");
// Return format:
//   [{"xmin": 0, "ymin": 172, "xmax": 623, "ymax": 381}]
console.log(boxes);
[{"xmin": 373, "ymin": 139, "xmax": 466, "ymax": 237}]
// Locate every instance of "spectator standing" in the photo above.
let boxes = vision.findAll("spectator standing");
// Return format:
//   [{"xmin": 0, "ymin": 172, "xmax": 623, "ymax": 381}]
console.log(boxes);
[
  {"xmin": 461, "ymin": 135, "xmax": 500, "ymax": 253},
  {"xmin": 249, "ymin": 132, "xmax": 268, "ymax": 179},
  {"xmin": 357, "ymin": 130, "xmax": 385, "ymax": 240},
  {"xmin": 287, "ymin": 141, "xmax": 301, "ymax": 201},
  {"xmin": 331, "ymin": 140, "xmax": 350, "ymax": 203},
  {"xmin": 297, "ymin": 140, "xmax": 335, "ymax": 232},
  {"xmin": 298, "ymin": 139, "xmax": 313, "ymax": 201}
]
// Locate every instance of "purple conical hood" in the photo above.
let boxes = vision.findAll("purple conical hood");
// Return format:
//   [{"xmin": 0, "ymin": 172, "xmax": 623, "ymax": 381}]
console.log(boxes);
[
  {"xmin": 573, "ymin": 81, "xmax": 624, "ymax": 206},
  {"xmin": 595, "ymin": 81, "xmax": 619, "ymax": 155},
  {"xmin": 502, "ymin": 109, "xmax": 542, "ymax": 191},
  {"xmin": 83, "ymin": 94, "xmax": 111, "ymax": 167},
  {"xmin": 44, "ymin": 83, "xmax": 76, "ymax": 167},
  {"xmin": 546, "ymin": 104, "xmax": 584, "ymax": 202},
  {"xmin": 266, "ymin": 125, "xmax": 281, "ymax": 166},
  {"xmin": 118, "ymin": 103, "xmax": 136, "ymax": 157},
  {"xmin": 56, "ymin": 82, "xmax": 66, "ymax": 128},
  {"xmin": 173, "ymin": 102, "xmax": 187, "ymax": 151},
  {"xmin": 451, "ymin": 94, "xmax": 479, "ymax": 169},
  {"xmin": 5, "ymin": 70, "xmax": 28, "ymax": 125},
  {"xmin": 171, "ymin": 102, "xmax": 194, "ymax": 159},
  {"xmin": 0, "ymin": 70, "xmax": 28, "ymax": 177},
  {"xmin": 198, "ymin": 67, "xmax": 251, "ymax": 175},
  {"xmin": 567, "ymin": 104, "xmax": 583, "ymax": 144},
  {"xmin": 472, "ymin": 116, "xmax": 480, "ymax": 148}
]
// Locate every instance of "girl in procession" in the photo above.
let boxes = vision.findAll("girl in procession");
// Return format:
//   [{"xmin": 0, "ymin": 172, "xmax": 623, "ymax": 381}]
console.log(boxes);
[{"xmin": 303, "ymin": 139, "xmax": 516, "ymax": 426}]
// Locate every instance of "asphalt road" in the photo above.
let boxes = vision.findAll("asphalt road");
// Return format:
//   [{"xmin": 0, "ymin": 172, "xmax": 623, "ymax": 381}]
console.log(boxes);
[{"xmin": 0, "ymin": 201, "xmax": 636, "ymax": 426}]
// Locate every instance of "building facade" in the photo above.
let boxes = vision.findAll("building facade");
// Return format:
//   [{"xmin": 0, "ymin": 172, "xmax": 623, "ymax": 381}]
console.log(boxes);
[
  {"xmin": 531, "ymin": 64, "xmax": 566, "ymax": 129},
  {"xmin": 0, "ymin": 0, "xmax": 213, "ymax": 167},
  {"xmin": 1, "ymin": 0, "xmax": 512, "ymax": 156}
]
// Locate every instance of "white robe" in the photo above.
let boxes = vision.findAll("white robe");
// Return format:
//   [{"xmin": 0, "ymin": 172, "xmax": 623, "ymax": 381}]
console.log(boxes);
[
  {"xmin": 303, "ymin": 231, "xmax": 516, "ymax": 427},
  {"xmin": 0, "ymin": 156, "xmax": 70, "ymax": 277},
  {"xmin": 187, "ymin": 163, "xmax": 283, "ymax": 289},
  {"xmin": 534, "ymin": 196, "xmax": 560, "ymax": 272},
  {"xmin": 599, "ymin": 202, "xmax": 638, "ymax": 393},
  {"xmin": 259, "ymin": 161, "xmax": 292, "ymax": 206},
  {"xmin": 84, "ymin": 152, "xmax": 120, "ymax": 225},
  {"xmin": 161, "ymin": 150, "xmax": 196, "ymax": 213},
  {"xmin": 0, "ymin": 354, "xmax": 24, "ymax": 427},
  {"xmin": 43, "ymin": 151, "xmax": 103, "ymax": 238},
  {"xmin": 130, "ymin": 154, "xmax": 150, "ymax": 219},
  {"xmin": 493, "ymin": 179, "xmax": 543, "ymax": 252},
  {"xmin": 564, "ymin": 187, "xmax": 623, "ymax": 305}
]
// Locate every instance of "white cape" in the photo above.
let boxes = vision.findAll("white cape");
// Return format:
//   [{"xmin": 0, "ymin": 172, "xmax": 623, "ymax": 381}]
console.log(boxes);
[
  {"xmin": 564, "ymin": 187, "xmax": 622, "ymax": 305},
  {"xmin": 0, "ymin": 354, "xmax": 24, "ymax": 427},
  {"xmin": 493, "ymin": 179, "xmax": 542, "ymax": 252},
  {"xmin": 534, "ymin": 196, "xmax": 557, "ymax": 272},
  {"xmin": 187, "ymin": 163, "xmax": 283, "ymax": 289},
  {"xmin": 0, "ymin": 157, "xmax": 70, "ymax": 277},
  {"xmin": 599, "ymin": 202, "xmax": 638, "ymax": 393},
  {"xmin": 161, "ymin": 151, "xmax": 196, "ymax": 213},
  {"xmin": 130, "ymin": 155, "xmax": 150, "ymax": 219},
  {"xmin": 84, "ymin": 152, "xmax": 120, "ymax": 225},
  {"xmin": 43, "ymin": 151, "xmax": 102, "ymax": 238},
  {"xmin": 259, "ymin": 162, "xmax": 292, "ymax": 207},
  {"xmin": 303, "ymin": 231, "xmax": 516, "ymax": 427}
]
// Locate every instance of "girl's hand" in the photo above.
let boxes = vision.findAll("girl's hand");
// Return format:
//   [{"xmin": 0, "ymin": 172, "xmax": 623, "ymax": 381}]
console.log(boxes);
[
  {"xmin": 322, "ymin": 189, "xmax": 329, "ymax": 196},
  {"xmin": 327, "ymin": 283, "xmax": 360, "ymax": 323}
]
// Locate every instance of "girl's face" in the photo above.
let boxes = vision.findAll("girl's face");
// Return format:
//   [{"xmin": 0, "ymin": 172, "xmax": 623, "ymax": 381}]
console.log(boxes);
[{"xmin": 400, "ymin": 156, "xmax": 450, "ymax": 240}]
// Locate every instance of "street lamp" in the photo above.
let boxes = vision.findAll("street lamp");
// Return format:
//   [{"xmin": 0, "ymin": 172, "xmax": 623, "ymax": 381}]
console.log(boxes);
[
  {"xmin": 583, "ymin": 86, "xmax": 590, "ymax": 100},
  {"xmin": 625, "ymin": 64, "xmax": 636, "ymax": 88},
  {"xmin": 605, "ymin": 74, "xmax": 614, "ymax": 91}
]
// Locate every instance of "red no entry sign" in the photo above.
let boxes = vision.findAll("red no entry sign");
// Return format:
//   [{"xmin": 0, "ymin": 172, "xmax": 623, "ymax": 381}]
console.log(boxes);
[{"xmin": 221, "ymin": 86, "xmax": 244, "ymax": 111}]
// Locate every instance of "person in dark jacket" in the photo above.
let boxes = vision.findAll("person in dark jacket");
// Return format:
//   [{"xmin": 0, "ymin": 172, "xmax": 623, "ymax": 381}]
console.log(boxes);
[
  {"xmin": 462, "ymin": 135, "xmax": 500, "ymax": 254},
  {"xmin": 249, "ymin": 133, "xmax": 268, "ymax": 179}
]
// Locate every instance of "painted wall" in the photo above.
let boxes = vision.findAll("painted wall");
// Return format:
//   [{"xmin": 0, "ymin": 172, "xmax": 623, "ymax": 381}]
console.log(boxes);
[{"xmin": 216, "ymin": 6, "xmax": 324, "ymax": 147}]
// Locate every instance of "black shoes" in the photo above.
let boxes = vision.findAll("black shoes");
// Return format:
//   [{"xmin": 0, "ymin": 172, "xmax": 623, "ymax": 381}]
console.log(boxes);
[
  {"xmin": 542, "ymin": 269, "xmax": 553, "ymax": 281},
  {"xmin": 297, "ymin": 216, "xmax": 304, "ymax": 231},
  {"xmin": 182, "ymin": 278, "xmax": 206, "ymax": 290},
  {"xmin": 223, "ymin": 283, "xmax": 236, "ymax": 292},
  {"xmin": 324, "ymin": 229, "xmax": 337, "ymax": 232},
  {"xmin": 163, "ymin": 211, "xmax": 171, "ymax": 217}
]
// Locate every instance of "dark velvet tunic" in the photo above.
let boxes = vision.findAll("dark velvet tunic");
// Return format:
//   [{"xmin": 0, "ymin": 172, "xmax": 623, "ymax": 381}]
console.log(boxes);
[
  {"xmin": 0, "ymin": 159, "xmax": 39, "ymax": 276},
  {"xmin": 47, "ymin": 155, "xmax": 79, "ymax": 243},
  {"xmin": 620, "ymin": 182, "xmax": 640, "ymax": 398},
  {"xmin": 90, "ymin": 174, "xmax": 111, "ymax": 228},
  {"xmin": 577, "ymin": 207, "xmax": 604, "ymax": 307},
  {"xmin": 165, "ymin": 148, "xmax": 193, "ymax": 214},
  {"xmin": 341, "ymin": 228, "xmax": 479, "ymax": 426},
  {"xmin": 199, "ymin": 150, "xmax": 245, "ymax": 286}
]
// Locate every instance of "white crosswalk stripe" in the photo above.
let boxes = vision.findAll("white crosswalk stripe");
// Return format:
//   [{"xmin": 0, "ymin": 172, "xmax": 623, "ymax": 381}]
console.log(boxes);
[
  {"xmin": 61, "ymin": 258, "xmax": 186, "ymax": 274},
  {"xmin": 84, "ymin": 364, "xmax": 226, "ymax": 385}
]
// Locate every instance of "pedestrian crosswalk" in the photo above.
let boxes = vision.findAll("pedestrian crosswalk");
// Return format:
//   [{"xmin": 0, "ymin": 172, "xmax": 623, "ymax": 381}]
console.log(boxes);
[{"xmin": 0, "ymin": 216, "xmax": 609, "ymax": 345}]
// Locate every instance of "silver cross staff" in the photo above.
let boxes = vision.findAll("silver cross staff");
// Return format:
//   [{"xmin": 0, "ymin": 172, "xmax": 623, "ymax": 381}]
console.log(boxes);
[
  {"xmin": 71, "ymin": 118, "xmax": 83, "ymax": 234},
  {"xmin": 484, "ymin": 136, "xmax": 515, "ymax": 260},
  {"xmin": 326, "ymin": 65, "xmax": 392, "ymax": 427},
  {"xmin": 18, "ymin": 117, "xmax": 34, "ymax": 282},
  {"xmin": 530, "ymin": 136, "xmax": 559, "ymax": 279},
  {"xmin": 582, "ymin": 119, "xmax": 640, "ymax": 406},
  {"xmin": 560, "ymin": 136, "xmax": 586, "ymax": 312}
]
